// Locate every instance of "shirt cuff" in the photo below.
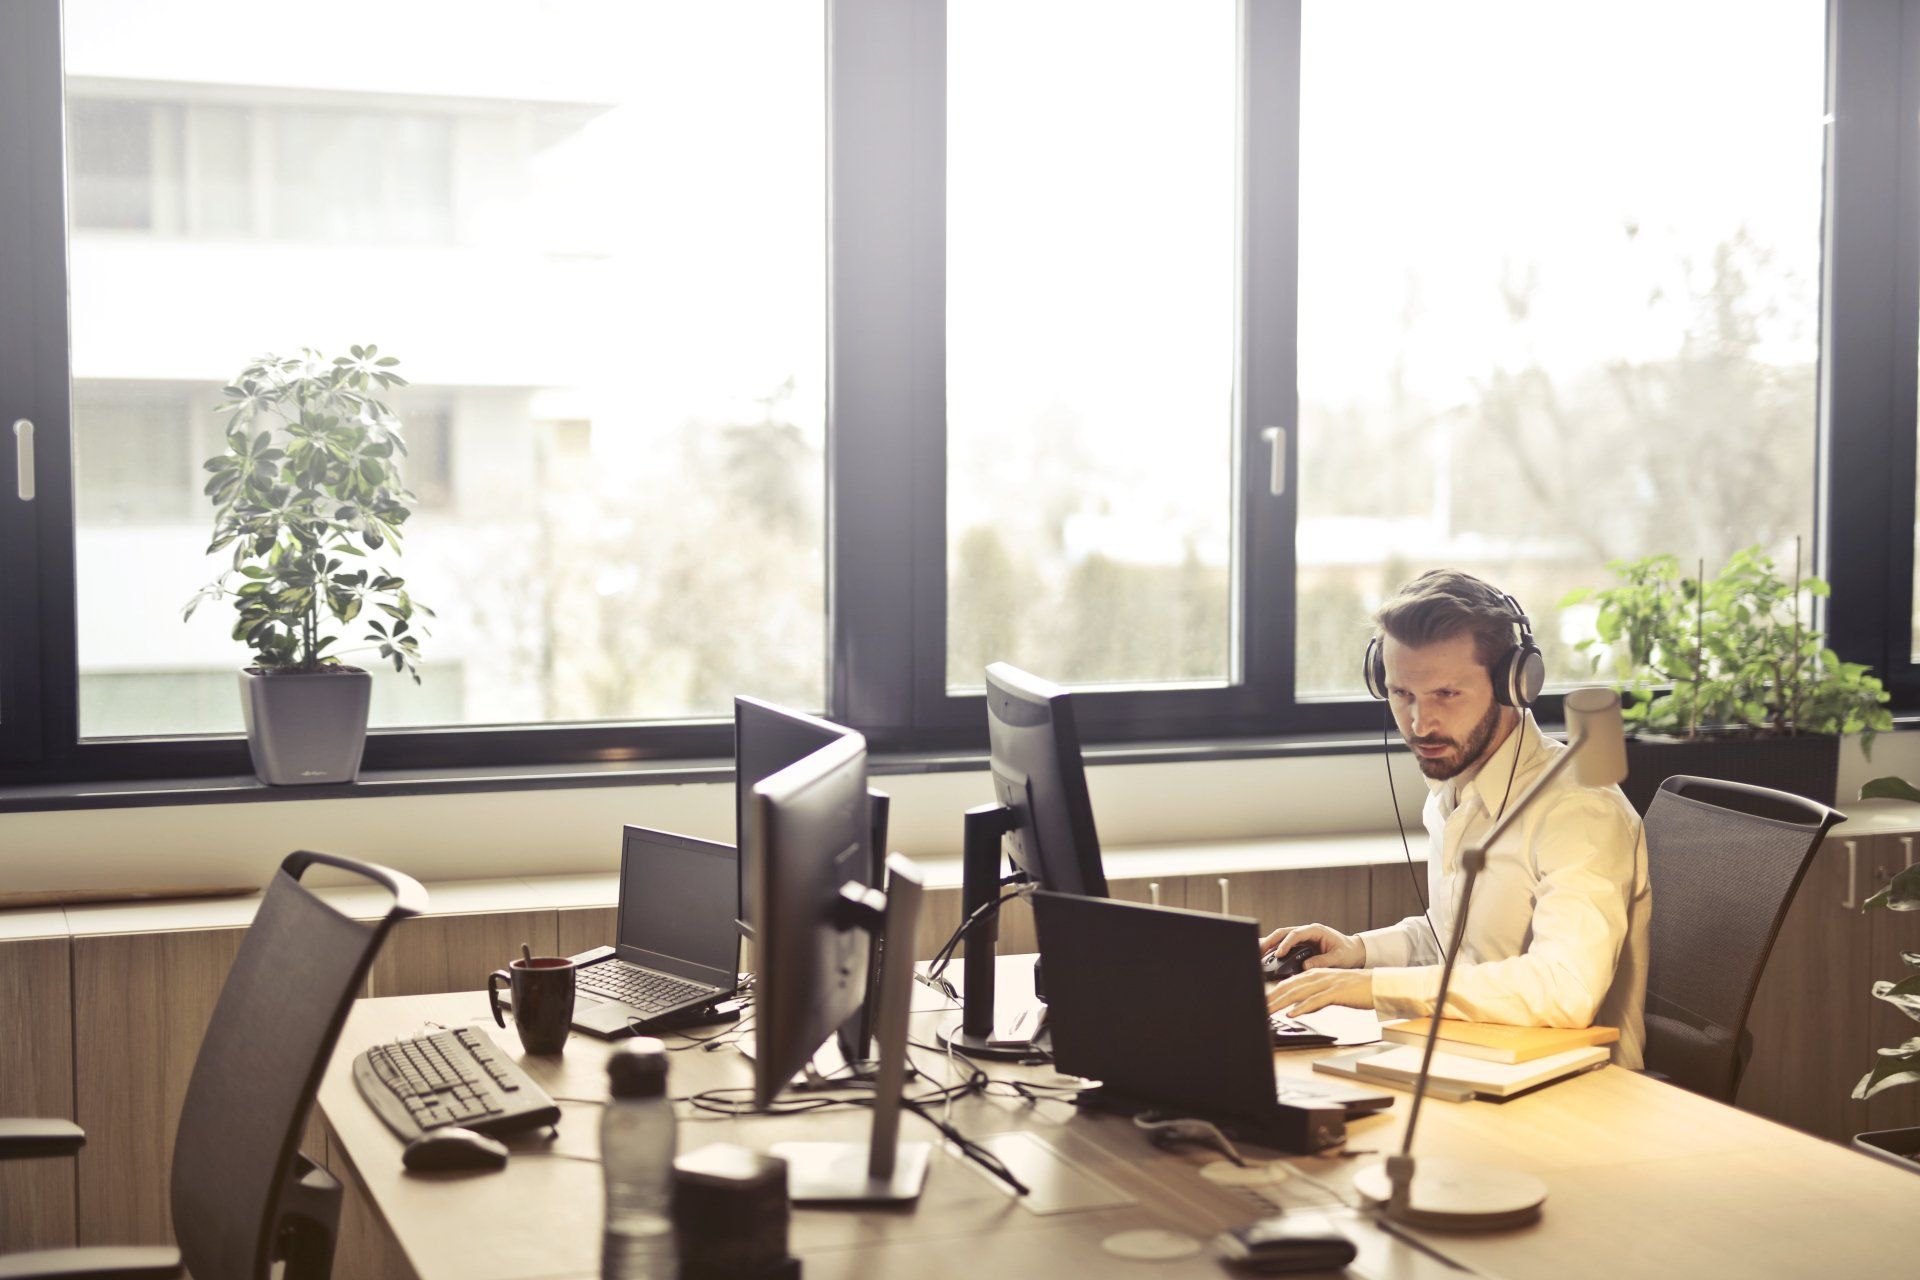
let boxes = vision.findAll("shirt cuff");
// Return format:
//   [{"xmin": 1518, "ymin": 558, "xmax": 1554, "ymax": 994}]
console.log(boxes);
[
  {"xmin": 1369, "ymin": 966, "xmax": 1441, "ymax": 1020},
  {"xmin": 1356, "ymin": 926, "xmax": 1415, "ymax": 970}
]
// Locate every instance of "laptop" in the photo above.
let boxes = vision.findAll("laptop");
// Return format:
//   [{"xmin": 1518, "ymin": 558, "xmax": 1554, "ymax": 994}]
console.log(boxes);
[
  {"xmin": 1032, "ymin": 891, "xmax": 1393, "ymax": 1151},
  {"xmin": 568, "ymin": 826, "xmax": 740, "ymax": 1038}
]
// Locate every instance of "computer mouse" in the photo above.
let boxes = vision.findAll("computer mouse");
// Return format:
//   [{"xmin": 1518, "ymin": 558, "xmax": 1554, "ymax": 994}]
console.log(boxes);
[
  {"xmin": 1262, "ymin": 942, "xmax": 1319, "ymax": 983},
  {"xmin": 402, "ymin": 1127, "xmax": 509, "ymax": 1173}
]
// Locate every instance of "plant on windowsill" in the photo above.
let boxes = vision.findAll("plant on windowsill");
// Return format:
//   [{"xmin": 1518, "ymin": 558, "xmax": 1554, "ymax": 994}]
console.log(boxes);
[
  {"xmin": 1560, "ymin": 545, "xmax": 1891, "ymax": 814},
  {"xmin": 1849, "ymin": 858, "xmax": 1920, "ymax": 1173},
  {"xmin": 184, "ymin": 345, "xmax": 433, "ymax": 786}
]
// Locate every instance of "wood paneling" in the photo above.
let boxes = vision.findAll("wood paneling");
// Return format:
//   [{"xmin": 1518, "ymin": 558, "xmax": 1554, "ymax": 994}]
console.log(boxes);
[
  {"xmin": 366, "ymin": 912, "xmax": 558, "ymax": 999},
  {"xmin": 1736, "ymin": 836, "xmax": 1877, "ymax": 1142},
  {"xmin": 73, "ymin": 927, "xmax": 247, "ymax": 1245},
  {"xmin": 554, "ymin": 906, "xmax": 617, "ymax": 959},
  {"xmin": 1180, "ymin": 867, "xmax": 1371, "ymax": 941},
  {"xmin": 0, "ymin": 935, "xmax": 76, "ymax": 1251},
  {"xmin": 1369, "ymin": 860, "xmax": 1432, "ymax": 932}
]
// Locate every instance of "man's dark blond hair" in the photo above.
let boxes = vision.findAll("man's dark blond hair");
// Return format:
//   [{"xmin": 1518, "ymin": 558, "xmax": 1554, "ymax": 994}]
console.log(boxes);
[{"xmin": 1373, "ymin": 570, "xmax": 1520, "ymax": 675}]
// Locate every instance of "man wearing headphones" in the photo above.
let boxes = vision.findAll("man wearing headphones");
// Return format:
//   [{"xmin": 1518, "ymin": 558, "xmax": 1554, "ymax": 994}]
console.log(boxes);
[{"xmin": 1262, "ymin": 569, "xmax": 1651, "ymax": 1068}]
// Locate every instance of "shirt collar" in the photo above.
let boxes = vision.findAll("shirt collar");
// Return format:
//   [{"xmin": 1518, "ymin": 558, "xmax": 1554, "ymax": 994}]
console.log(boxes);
[{"xmin": 1425, "ymin": 710, "xmax": 1542, "ymax": 817}]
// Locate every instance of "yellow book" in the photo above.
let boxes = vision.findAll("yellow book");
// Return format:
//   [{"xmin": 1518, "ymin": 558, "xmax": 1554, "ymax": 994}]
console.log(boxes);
[{"xmin": 1378, "ymin": 1018, "xmax": 1619, "ymax": 1064}]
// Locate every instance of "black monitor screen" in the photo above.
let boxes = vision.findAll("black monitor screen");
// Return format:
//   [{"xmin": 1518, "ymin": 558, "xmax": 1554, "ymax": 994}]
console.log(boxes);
[
  {"xmin": 735, "ymin": 696, "xmax": 854, "ymax": 937},
  {"xmin": 617, "ymin": 827, "xmax": 739, "ymax": 988},
  {"xmin": 985, "ymin": 663, "xmax": 1109, "ymax": 897}
]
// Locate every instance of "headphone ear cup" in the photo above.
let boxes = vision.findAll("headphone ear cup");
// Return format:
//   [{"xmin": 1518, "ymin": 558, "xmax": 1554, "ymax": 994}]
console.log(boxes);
[
  {"xmin": 1363, "ymin": 636, "xmax": 1388, "ymax": 700},
  {"xmin": 1514, "ymin": 643, "xmax": 1545, "ymax": 708},
  {"xmin": 1490, "ymin": 648, "xmax": 1518, "ymax": 708}
]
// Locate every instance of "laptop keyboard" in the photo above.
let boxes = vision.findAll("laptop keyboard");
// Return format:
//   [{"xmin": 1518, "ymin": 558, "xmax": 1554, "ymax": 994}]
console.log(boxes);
[{"xmin": 578, "ymin": 960, "xmax": 716, "ymax": 1013}]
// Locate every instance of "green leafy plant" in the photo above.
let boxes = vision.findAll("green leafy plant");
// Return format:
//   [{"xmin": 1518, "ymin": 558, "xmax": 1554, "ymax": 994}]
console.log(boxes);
[
  {"xmin": 184, "ymin": 346, "xmax": 432, "ymax": 680},
  {"xmin": 1561, "ymin": 547, "xmax": 1890, "ymax": 745},
  {"xmin": 1854, "ymin": 856, "xmax": 1920, "ymax": 1101}
]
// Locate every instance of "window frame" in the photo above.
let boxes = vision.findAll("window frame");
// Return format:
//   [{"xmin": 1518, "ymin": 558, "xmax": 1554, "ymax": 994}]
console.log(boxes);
[{"xmin": 2, "ymin": 0, "xmax": 1913, "ymax": 788}]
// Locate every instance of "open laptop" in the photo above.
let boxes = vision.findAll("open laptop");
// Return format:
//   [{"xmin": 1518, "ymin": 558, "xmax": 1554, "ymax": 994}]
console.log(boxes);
[
  {"xmin": 1032, "ymin": 891, "xmax": 1393, "ymax": 1151},
  {"xmin": 568, "ymin": 826, "xmax": 740, "ymax": 1038}
]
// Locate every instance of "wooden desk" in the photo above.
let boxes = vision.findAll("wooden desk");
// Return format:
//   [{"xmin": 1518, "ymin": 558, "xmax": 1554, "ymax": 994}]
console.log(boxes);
[{"xmin": 317, "ymin": 968, "xmax": 1917, "ymax": 1280}]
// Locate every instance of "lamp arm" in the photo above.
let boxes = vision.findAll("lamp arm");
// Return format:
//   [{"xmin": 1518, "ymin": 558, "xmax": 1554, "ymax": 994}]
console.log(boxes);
[{"xmin": 1394, "ymin": 728, "xmax": 1591, "ymax": 1166}]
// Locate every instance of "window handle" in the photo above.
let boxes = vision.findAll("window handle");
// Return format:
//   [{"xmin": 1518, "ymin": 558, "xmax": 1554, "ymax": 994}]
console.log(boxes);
[
  {"xmin": 12, "ymin": 419, "xmax": 31, "ymax": 501},
  {"xmin": 1261, "ymin": 426, "xmax": 1286, "ymax": 496}
]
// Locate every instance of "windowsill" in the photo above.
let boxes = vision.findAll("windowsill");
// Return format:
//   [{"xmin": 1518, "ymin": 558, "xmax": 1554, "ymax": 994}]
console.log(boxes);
[{"xmin": 0, "ymin": 729, "xmax": 1403, "ymax": 815}]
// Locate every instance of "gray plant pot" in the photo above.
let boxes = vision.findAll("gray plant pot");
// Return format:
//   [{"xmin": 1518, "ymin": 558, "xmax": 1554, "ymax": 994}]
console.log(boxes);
[
  {"xmin": 1852, "ymin": 1126, "xmax": 1920, "ymax": 1175},
  {"xmin": 239, "ymin": 666, "xmax": 372, "ymax": 786}
]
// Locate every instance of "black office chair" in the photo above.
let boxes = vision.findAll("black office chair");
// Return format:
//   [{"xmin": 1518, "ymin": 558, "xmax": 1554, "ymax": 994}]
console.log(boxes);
[
  {"xmin": 1641, "ymin": 775, "xmax": 1842, "ymax": 1103},
  {"xmin": 0, "ymin": 850, "xmax": 425, "ymax": 1280}
]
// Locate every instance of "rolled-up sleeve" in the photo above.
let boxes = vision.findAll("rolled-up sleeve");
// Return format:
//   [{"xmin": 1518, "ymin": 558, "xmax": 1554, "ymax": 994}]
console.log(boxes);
[{"xmin": 1369, "ymin": 792, "xmax": 1637, "ymax": 1027}]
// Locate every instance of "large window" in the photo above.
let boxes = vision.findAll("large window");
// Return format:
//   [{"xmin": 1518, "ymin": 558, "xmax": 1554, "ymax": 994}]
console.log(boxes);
[
  {"xmin": 4, "ymin": 0, "xmax": 1917, "ymax": 781},
  {"xmin": 60, "ymin": 0, "xmax": 827, "ymax": 740},
  {"xmin": 1296, "ymin": 0, "xmax": 1826, "ymax": 696}
]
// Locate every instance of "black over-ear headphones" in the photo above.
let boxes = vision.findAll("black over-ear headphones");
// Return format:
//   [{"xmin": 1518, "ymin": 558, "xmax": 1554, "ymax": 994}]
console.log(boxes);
[{"xmin": 1363, "ymin": 588, "xmax": 1545, "ymax": 709}]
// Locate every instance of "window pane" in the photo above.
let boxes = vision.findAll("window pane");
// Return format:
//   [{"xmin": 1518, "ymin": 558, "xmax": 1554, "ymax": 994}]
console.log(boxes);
[
  {"xmin": 65, "ymin": 0, "xmax": 826, "ymax": 736},
  {"xmin": 946, "ymin": 0, "xmax": 1236, "ymax": 691},
  {"xmin": 1296, "ymin": 0, "xmax": 1824, "ymax": 696}
]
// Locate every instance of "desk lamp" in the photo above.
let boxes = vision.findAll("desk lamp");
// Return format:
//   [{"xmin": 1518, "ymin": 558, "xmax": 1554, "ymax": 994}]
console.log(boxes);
[{"xmin": 1352, "ymin": 687, "xmax": 1628, "ymax": 1230}]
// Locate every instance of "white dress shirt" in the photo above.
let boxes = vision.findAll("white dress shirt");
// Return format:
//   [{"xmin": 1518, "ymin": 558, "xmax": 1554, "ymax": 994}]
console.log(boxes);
[{"xmin": 1355, "ymin": 712, "xmax": 1651, "ymax": 1068}]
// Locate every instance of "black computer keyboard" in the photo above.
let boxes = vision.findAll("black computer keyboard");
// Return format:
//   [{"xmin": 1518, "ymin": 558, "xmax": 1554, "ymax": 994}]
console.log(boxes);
[
  {"xmin": 352, "ymin": 1027, "xmax": 561, "ymax": 1141},
  {"xmin": 1270, "ymin": 1013, "xmax": 1337, "ymax": 1048},
  {"xmin": 577, "ymin": 960, "xmax": 716, "ymax": 1014}
]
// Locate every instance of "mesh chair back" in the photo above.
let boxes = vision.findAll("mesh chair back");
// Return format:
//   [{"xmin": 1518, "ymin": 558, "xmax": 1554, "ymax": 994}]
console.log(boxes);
[
  {"xmin": 1643, "ymin": 775, "xmax": 1841, "ymax": 1102},
  {"xmin": 170, "ymin": 851, "xmax": 424, "ymax": 1280}
]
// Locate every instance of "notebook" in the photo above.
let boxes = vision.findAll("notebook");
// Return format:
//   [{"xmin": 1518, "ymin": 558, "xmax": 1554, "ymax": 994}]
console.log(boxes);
[
  {"xmin": 1313, "ymin": 1043, "xmax": 1609, "ymax": 1100},
  {"xmin": 1379, "ymin": 1018, "xmax": 1618, "ymax": 1064}
]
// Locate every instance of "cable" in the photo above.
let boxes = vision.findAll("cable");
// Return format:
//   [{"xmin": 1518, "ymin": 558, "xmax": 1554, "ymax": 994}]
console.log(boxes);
[
  {"xmin": 925, "ymin": 881, "xmax": 1034, "ymax": 987},
  {"xmin": 1383, "ymin": 706, "xmax": 1445, "ymax": 955}
]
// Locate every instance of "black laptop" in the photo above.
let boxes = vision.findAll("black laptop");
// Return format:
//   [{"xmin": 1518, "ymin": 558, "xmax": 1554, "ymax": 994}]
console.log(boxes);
[
  {"xmin": 1032, "ymin": 891, "xmax": 1393, "ymax": 1150},
  {"xmin": 569, "ymin": 826, "xmax": 740, "ymax": 1038}
]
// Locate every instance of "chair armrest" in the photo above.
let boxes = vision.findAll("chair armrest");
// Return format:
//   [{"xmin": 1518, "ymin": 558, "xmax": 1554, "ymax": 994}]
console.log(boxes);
[
  {"xmin": 0, "ymin": 1120, "xmax": 84, "ymax": 1160},
  {"xmin": 0, "ymin": 1246, "xmax": 182, "ymax": 1279}
]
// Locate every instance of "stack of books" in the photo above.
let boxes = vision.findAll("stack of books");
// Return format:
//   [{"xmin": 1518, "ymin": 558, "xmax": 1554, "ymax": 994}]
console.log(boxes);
[{"xmin": 1312, "ymin": 1019, "xmax": 1618, "ymax": 1100}]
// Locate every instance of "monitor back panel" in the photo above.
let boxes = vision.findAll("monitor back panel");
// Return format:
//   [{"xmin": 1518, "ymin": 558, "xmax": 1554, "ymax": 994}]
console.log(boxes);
[{"xmin": 1034, "ymin": 891, "xmax": 1276, "ymax": 1125}]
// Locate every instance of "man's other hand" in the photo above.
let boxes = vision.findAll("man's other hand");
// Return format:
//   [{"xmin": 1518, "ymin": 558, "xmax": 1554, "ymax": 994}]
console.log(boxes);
[
  {"xmin": 1258, "ymin": 922, "xmax": 1365, "ymax": 970},
  {"xmin": 1268, "ymin": 968, "xmax": 1374, "ymax": 1016}
]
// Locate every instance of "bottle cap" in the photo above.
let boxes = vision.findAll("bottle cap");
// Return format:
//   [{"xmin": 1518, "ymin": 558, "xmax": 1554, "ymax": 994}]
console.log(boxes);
[{"xmin": 607, "ymin": 1037, "xmax": 669, "ymax": 1098}]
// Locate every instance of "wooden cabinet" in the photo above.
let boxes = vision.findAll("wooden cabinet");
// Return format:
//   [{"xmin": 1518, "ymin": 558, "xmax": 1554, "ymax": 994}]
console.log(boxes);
[
  {"xmin": 1866, "ymin": 834, "xmax": 1920, "ymax": 1135},
  {"xmin": 1179, "ymin": 867, "xmax": 1371, "ymax": 939},
  {"xmin": 1368, "ymin": 860, "xmax": 1431, "ymax": 932},
  {"xmin": 0, "ymin": 934, "xmax": 75, "ymax": 1252}
]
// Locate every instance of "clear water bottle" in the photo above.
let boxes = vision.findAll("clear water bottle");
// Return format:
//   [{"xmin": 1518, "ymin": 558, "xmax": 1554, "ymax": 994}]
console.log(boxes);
[{"xmin": 601, "ymin": 1038, "xmax": 677, "ymax": 1280}]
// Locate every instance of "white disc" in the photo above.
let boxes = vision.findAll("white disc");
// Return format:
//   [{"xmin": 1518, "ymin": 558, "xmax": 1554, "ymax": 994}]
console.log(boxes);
[
  {"xmin": 1100, "ymin": 1229, "xmax": 1203, "ymax": 1261},
  {"xmin": 1199, "ymin": 1159, "xmax": 1291, "ymax": 1187},
  {"xmin": 1351, "ymin": 1157, "xmax": 1547, "ymax": 1231}
]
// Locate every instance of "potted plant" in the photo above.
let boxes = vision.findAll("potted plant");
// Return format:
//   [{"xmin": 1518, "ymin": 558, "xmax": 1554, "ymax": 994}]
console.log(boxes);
[
  {"xmin": 184, "ymin": 345, "xmax": 432, "ymax": 785},
  {"xmin": 1562, "ymin": 546, "xmax": 1891, "ymax": 814},
  {"xmin": 1850, "ymin": 855, "xmax": 1920, "ymax": 1172}
]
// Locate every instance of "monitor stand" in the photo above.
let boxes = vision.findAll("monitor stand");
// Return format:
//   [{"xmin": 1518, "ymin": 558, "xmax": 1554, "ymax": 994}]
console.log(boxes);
[
  {"xmin": 936, "ymin": 803, "xmax": 1046, "ymax": 1060},
  {"xmin": 774, "ymin": 854, "xmax": 932, "ymax": 1204}
]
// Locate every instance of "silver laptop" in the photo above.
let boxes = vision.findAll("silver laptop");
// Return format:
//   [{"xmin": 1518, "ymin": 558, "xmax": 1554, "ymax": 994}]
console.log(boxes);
[{"xmin": 570, "ymin": 826, "xmax": 740, "ymax": 1038}]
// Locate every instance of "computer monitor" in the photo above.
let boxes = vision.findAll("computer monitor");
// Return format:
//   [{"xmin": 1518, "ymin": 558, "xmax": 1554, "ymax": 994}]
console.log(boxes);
[
  {"xmin": 734, "ymin": 695, "xmax": 887, "ymax": 1069},
  {"xmin": 750, "ymin": 731, "xmax": 929, "ymax": 1203},
  {"xmin": 985, "ymin": 662, "xmax": 1109, "ymax": 897},
  {"xmin": 940, "ymin": 663, "xmax": 1110, "ymax": 1059}
]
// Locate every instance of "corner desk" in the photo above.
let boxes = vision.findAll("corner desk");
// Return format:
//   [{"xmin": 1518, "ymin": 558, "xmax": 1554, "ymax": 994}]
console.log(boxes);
[{"xmin": 315, "ymin": 958, "xmax": 1917, "ymax": 1280}]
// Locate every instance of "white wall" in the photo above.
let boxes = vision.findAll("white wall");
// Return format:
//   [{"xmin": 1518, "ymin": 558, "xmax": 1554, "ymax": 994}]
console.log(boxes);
[{"xmin": 6, "ymin": 728, "xmax": 1917, "ymax": 895}]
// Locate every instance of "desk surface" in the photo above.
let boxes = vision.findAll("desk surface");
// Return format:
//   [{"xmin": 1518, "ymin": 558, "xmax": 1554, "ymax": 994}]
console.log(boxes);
[{"xmin": 317, "ymin": 966, "xmax": 1917, "ymax": 1280}]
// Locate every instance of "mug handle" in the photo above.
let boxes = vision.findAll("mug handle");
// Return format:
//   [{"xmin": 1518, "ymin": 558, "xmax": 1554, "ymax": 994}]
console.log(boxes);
[{"xmin": 487, "ymin": 968, "xmax": 512, "ymax": 1028}]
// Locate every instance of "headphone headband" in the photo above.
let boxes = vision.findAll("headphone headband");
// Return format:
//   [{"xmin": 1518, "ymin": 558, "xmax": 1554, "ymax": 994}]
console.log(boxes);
[{"xmin": 1363, "ymin": 585, "xmax": 1544, "ymax": 709}]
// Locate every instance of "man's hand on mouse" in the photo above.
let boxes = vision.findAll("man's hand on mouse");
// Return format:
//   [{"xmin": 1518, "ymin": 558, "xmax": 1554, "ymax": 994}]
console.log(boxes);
[{"xmin": 1258, "ymin": 922, "xmax": 1365, "ymax": 970}]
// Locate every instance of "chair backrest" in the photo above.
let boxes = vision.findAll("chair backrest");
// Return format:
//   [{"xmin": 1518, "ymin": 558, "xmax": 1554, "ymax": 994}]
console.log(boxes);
[
  {"xmin": 1642, "ymin": 775, "xmax": 1841, "ymax": 1102},
  {"xmin": 170, "ymin": 850, "xmax": 425, "ymax": 1280}
]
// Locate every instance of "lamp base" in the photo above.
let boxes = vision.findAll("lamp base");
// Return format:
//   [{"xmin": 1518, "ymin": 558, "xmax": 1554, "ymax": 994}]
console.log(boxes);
[{"xmin": 1352, "ymin": 1157, "xmax": 1546, "ymax": 1231}]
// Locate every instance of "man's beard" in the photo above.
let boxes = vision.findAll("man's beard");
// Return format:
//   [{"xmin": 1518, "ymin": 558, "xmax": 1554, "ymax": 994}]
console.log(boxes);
[{"xmin": 1410, "ymin": 697, "xmax": 1504, "ymax": 781}]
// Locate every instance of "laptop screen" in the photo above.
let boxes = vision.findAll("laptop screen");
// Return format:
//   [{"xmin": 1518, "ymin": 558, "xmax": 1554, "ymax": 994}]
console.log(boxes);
[{"xmin": 616, "ymin": 827, "xmax": 739, "ymax": 988}]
